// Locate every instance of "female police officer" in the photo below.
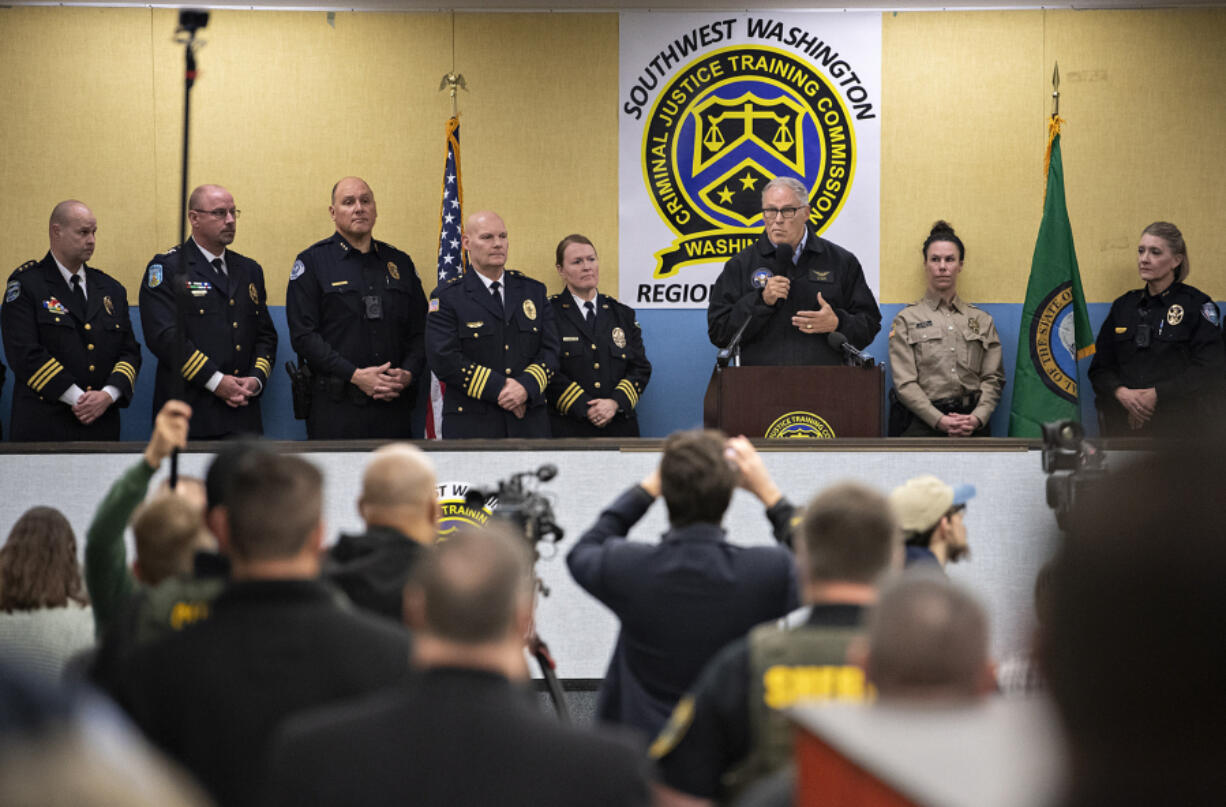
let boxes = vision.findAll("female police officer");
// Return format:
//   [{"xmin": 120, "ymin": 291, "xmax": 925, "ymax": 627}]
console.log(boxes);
[
  {"xmin": 1088, "ymin": 221, "xmax": 1224, "ymax": 437},
  {"xmin": 888, "ymin": 221, "xmax": 1004, "ymax": 437},
  {"xmin": 545, "ymin": 235, "xmax": 651, "ymax": 437}
]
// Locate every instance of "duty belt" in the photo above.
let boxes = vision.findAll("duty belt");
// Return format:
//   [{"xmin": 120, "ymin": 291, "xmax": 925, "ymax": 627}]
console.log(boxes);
[{"xmin": 930, "ymin": 392, "xmax": 980, "ymax": 415}]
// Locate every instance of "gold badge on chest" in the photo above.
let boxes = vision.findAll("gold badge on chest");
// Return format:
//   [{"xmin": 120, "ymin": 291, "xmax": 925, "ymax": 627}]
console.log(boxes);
[
  {"xmin": 249, "ymin": 283, "xmax": 259, "ymax": 305},
  {"xmin": 612, "ymin": 327, "xmax": 627, "ymax": 348},
  {"xmin": 103, "ymin": 295, "xmax": 114, "ymax": 316},
  {"xmin": 967, "ymin": 317, "xmax": 980, "ymax": 334},
  {"xmin": 522, "ymin": 299, "xmax": 537, "ymax": 320},
  {"xmin": 1167, "ymin": 304, "xmax": 1184, "ymax": 326},
  {"xmin": 387, "ymin": 262, "xmax": 400, "ymax": 281}
]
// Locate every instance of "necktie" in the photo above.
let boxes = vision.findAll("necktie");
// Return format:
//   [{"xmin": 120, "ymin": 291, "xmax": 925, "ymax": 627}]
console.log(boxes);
[
  {"xmin": 584, "ymin": 300, "xmax": 596, "ymax": 328},
  {"xmin": 211, "ymin": 257, "xmax": 226, "ymax": 278},
  {"xmin": 70, "ymin": 273, "xmax": 86, "ymax": 310},
  {"xmin": 490, "ymin": 280, "xmax": 504, "ymax": 312}
]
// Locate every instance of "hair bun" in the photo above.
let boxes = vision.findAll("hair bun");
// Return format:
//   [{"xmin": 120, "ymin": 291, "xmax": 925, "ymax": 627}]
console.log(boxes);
[{"xmin": 930, "ymin": 220, "xmax": 956, "ymax": 237}]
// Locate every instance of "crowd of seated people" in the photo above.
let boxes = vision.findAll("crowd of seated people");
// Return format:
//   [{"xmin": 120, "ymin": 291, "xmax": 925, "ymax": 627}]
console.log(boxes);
[{"xmin": 0, "ymin": 402, "xmax": 1221, "ymax": 806}]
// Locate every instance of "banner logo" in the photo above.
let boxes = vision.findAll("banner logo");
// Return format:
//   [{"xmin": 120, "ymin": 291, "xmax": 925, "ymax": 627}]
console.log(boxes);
[
  {"xmin": 642, "ymin": 46, "xmax": 855, "ymax": 279},
  {"xmin": 765, "ymin": 411, "xmax": 836, "ymax": 439},
  {"xmin": 1029, "ymin": 283, "xmax": 1079, "ymax": 403},
  {"xmin": 436, "ymin": 481, "xmax": 497, "ymax": 539}
]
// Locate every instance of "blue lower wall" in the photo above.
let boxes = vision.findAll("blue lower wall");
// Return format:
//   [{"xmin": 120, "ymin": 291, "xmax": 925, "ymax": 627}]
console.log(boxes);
[{"xmin": 0, "ymin": 302, "xmax": 1119, "ymax": 441}]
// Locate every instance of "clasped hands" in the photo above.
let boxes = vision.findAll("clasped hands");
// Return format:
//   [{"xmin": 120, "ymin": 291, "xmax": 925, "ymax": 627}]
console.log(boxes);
[
  {"xmin": 1115, "ymin": 386, "xmax": 1157, "ymax": 430},
  {"xmin": 351, "ymin": 363, "xmax": 412, "ymax": 403}
]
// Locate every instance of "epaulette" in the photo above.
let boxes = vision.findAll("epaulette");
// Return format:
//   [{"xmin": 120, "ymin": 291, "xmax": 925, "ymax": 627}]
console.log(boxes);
[
  {"xmin": 13, "ymin": 260, "xmax": 36, "ymax": 274},
  {"xmin": 506, "ymin": 269, "xmax": 524, "ymax": 277},
  {"xmin": 164, "ymin": 244, "xmax": 181, "ymax": 254},
  {"xmin": 549, "ymin": 292, "xmax": 563, "ymax": 302}
]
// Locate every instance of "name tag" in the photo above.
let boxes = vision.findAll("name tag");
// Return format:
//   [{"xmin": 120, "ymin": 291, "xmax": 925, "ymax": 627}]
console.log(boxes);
[
  {"xmin": 466, "ymin": 321, "xmax": 484, "ymax": 328},
  {"xmin": 915, "ymin": 320, "xmax": 933, "ymax": 329},
  {"xmin": 331, "ymin": 280, "xmax": 349, "ymax": 287},
  {"xmin": 1115, "ymin": 327, "xmax": 1127, "ymax": 334},
  {"xmin": 563, "ymin": 336, "xmax": 580, "ymax": 342}
]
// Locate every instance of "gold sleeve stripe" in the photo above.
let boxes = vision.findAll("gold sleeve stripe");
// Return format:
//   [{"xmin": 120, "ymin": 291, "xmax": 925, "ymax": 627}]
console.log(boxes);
[
  {"xmin": 468, "ymin": 365, "xmax": 491, "ymax": 399},
  {"xmin": 254, "ymin": 358, "xmax": 272, "ymax": 376},
  {"xmin": 182, "ymin": 351, "xmax": 208, "ymax": 381},
  {"xmin": 557, "ymin": 382, "xmax": 583, "ymax": 414},
  {"xmin": 525, "ymin": 363, "xmax": 549, "ymax": 392},
  {"xmin": 112, "ymin": 362, "xmax": 137, "ymax": 385},
  {"xmin": 617, "ymin": 379, "xmax": 640, "ymax": 408},
  {"xmin": 29, "ymin": 359, "xmax": 64, "ymax": 391}
]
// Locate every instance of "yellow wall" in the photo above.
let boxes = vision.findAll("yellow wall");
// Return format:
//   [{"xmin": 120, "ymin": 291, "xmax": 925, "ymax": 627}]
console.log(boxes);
[{"xmin": 2, "ymin": 7, "xmax": 1224, "ymax": 306}]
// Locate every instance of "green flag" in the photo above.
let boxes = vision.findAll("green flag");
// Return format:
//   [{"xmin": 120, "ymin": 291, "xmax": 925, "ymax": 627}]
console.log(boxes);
[{"xmin": 1008, "ymin": 119, "xmax": 1096, "ymax": 437}]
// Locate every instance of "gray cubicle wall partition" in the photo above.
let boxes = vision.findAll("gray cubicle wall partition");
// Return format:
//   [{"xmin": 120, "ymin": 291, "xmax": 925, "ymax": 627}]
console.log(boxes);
[{"xmin": 0, "ymin": 442, "xmax": 1059, "ymax": 679}]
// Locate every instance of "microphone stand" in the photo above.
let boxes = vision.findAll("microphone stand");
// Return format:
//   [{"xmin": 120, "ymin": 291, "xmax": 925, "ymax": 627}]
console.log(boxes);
[{"xmin": 169, "ymin": 12, "xmax": 208, "ymax": 489}]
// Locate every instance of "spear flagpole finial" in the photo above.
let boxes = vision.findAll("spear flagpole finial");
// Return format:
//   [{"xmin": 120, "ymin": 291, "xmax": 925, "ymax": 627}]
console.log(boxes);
[{"xmin": 1051, "ymin": 61, "xmax": 1060, "ymax": 118}]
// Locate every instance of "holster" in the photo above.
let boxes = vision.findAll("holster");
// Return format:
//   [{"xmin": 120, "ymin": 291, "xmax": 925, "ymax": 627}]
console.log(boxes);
[
  {"xmin": 284, "ymin": 361, "xmax": 313, "ymax": 420},
  {"xmin": 887, "ymin": 388, "xmax": 914, "ymax": 437}
]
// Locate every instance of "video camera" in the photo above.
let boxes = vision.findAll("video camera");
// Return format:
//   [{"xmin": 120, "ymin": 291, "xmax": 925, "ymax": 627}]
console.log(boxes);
[
  {"xmin": 465, "ymin": 464, "xmax": 564, "ymax": 554},
  {"xmin": 1041, "ymin": 420, "xmax": 1107, "ymax": 531}
]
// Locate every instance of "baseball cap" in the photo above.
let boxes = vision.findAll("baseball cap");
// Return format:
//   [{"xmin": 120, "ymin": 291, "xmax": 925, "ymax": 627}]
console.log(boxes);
[{"xmin": 889, "ymin": 475, "xmax": 976, "ymax": 533}]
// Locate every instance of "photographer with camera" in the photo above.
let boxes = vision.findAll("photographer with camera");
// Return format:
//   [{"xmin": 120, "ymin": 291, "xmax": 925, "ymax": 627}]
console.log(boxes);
[{"xmin": 567, "ymin": 431, "xmax": 799, "ymax": 740}]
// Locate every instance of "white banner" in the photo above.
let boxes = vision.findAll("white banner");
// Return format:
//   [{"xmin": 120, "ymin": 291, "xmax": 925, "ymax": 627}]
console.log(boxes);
[{"xmin": 618, "ymin": 12, "xmax": 882, "ymax": 309}]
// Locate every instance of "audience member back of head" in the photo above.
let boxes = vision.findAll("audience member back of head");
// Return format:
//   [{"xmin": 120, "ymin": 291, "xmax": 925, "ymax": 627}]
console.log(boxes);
[
  {"xmin": 116, "ymin": 450, "xmax": 410, "ymax": 807},
  {"xmin": 269, "ymin": 523, "xmax": 651, "ymax": 807},
  {"xmin": 1042, "ymin": 440, "xmax": 1226, "ymax": 807}
]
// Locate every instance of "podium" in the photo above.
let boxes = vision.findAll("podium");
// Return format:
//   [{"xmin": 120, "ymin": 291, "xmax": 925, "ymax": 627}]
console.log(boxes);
[{"xmin": 703, "ymin": 365, "xmax": 884, "ymax": 438}]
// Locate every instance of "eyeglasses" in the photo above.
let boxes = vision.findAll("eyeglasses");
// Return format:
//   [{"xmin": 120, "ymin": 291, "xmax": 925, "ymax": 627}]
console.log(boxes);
[
  {"xmin": 192, "ymin": 207, "xmax": 241, "ymax": 220},
  {"xmin": 761, "ymin": 205, "xmax": 806, "ymax": 220}
]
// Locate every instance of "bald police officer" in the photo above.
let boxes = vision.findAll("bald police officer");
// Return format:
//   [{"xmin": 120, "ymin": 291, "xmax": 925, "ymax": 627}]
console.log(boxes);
[
  {"xmin": 2, "ymin": 200, "xmax": 140, "ymax": 441},
  {"xmin": 287, "ymin": 177, "xmax": 427, "ymax": 439}
]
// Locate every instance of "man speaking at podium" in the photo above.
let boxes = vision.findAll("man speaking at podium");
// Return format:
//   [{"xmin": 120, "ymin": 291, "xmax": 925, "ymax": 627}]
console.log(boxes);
[{"xmin": 707, "ymin": 177, "xmax": 880, "ymax": 365}]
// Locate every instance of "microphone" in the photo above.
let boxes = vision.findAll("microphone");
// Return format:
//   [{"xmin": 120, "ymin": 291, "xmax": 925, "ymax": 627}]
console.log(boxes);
[
  {"xmin": 827, "ymin": 332, "xmax": 875, "ymax": 367},
  {"xmin": 716, "ymin": 315, "xmax": 754, "ymax": 368}
]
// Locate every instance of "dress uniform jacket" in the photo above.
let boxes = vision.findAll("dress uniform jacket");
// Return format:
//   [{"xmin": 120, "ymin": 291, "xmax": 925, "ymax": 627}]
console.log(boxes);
[
  {"xmin": 286, "ymin": 233, "xmax": 427, "ymax": 439},
  {"xmin": 888, "ymin": 291, "xmax": 1004, "ymax": 433},
  {"xmin": 139, "ymin": 240, "xmax": 277, "ymax": 438},
  {"xmin": 546, "ymin": 292, "xmax": 651, "ymax": 438},
  {"xmin": 426, "ymin": 269, "xmax": 559, "ymax": 438},
  {"xmin": 268, "ymin": 667, "xmax": 651, "ymax": 807},
  {"xmin": 708, "ymin": 228, "xmax": 881, "ymax": 365},
  {"xmin": 2, "ymin": 254, "xmax": 140, "ymax": 441},
  {"xmin": 1088, "ymin": 281, "xmax": 1225, "ymax": 437},
  {"xmin": 567, "ymin": 485, "xmax": 799, "ymax": 740}
]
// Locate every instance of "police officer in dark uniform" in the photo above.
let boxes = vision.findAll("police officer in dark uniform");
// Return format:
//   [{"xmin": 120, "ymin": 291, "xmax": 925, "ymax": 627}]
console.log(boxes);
[
  {"xmin": 286, "ymin": 177, "xmax": 427, "ymax": 440},
  {"xmin": 708, "ymin": 176, "xmax": 881, "ymax": 365},
  {"xmin": 1089, "ymin": 221, "xmax": 1224, "ymax": 438},
  {"xmin": 2, "ymin": 200, "xmax": 140, "ymax": 441},
  {"xmin": 547, "ymin": 234, "xmax": 651, "ymax": 438},
  {"xmin": 140, "ymin": 185, "xmax": 276, "ymax": 440},
  {"xmin": 425, "ymin": 210, "xmax": 559, "ymax": 439}
]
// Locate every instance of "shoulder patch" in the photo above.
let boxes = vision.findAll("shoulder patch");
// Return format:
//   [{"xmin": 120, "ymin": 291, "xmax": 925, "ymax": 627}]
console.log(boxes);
[
  {"xmin": 147, "ymin": 264, "xmax": 164, "ymax": 288},
  {"xmin": 290, "ymin": 260, "xmax": 305, "ymax": 281},
  {"xmin": 1202, "ymin": 302, "xmax": 1220, "ymax": 327},
  {"xmin": 5, "ymin": 280, "xmax": 20, "ymax": 303}
]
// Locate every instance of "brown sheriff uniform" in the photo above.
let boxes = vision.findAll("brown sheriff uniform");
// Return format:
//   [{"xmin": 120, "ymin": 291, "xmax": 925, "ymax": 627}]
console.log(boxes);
[{"xmin": 889, "ymin": 290, "xmax": 1004, "ymax": 433}]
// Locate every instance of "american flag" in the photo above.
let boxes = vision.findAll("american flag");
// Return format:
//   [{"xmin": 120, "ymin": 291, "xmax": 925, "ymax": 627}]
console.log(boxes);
[{"xmin": 426, "ymin": 116, "xmax": 466, "ymax": 439}]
